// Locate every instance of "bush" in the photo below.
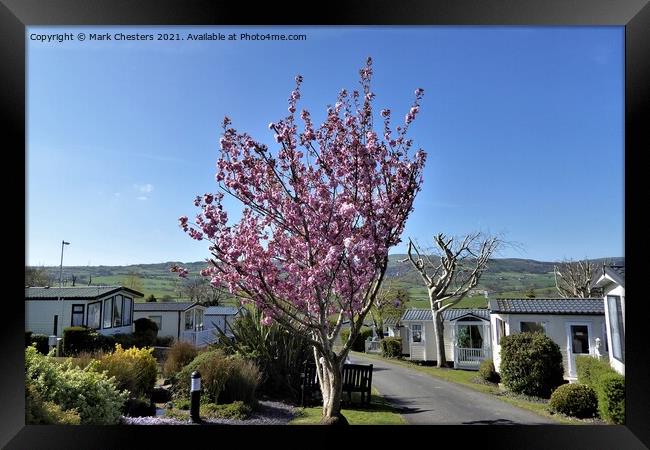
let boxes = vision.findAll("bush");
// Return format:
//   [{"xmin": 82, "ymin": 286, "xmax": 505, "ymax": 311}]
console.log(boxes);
[
  {"xmin": 155, "ymin": 336, "xmax": 175, "ymax": 347},
  {"xmin": 25, "ymin": 378, "xmax": 81, "ymax": 425},
  {"xmin": 598, "ymin": 373, "xmax": 625, "ymax": 424},
  {"xmin": 112, "ymin": 333, "xmax": 136, "ymax": 348},
  {"xmin": 340, "ymin": 327, "xmax": 373, "ymax": 352},
  {"xmin": 201, "ymin": 401, "xmax": 252, "ymax": 420},
  {"xmin": 62, "ymin": 327, "xmax": 115, "ymax": 356},
  {"xmin": 134, "ymin": 318, "xmax": 158, "ymax": 347},
  {"xmin": 96, "ymin": 344, "xmax": 158, "ymax": 399},
  {"xmin": 123, "ymin": 397, "xmax": 156, "ymax": 417},
  {"xmin": 163, "ymin": 341, "xmax": 199, "ymax": 378},
  {"xmin": 549, "ymin": 383, "xmax": 598, "ymax": 418},
  {"xmin": 174, "ymin": 349, "xmax": 260, "ymax": 407},
  {"xmin": 500, "ymin": 332, "xmax": 564, "ymax": 398},
  {"xmin": 380, "ymin": 337, "xmax": 402, "ymax": 358},
  {"xmin": 28, "ymin": 333, "xmax": 50, "ymax": 355},
  {"xmin": 216, "ymin": 305, "xmax": 312, "ymax": 403},
  {"xmin": 25, "ymin": 346, "xmax": 128, "ymax": 424},
  {"xmin": 478, "ymin": 359, "xmax": 500, "ymax": 383},
  {"xmin": 576, "ymin": 355, "xmax": 625, "ymax": 424}
]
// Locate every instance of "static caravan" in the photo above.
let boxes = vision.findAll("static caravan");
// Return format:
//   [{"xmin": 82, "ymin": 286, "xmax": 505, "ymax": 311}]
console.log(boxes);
[
  {"xmin": 204, "ymin": 306, "xmax": 241, "ymax": 338},
  {"xmin": 592, "ymin": 265, "xmax": 625, "ymax": 375},
  {"xmin": 25, "ymin": 286, "xmax": 142, "ymax": 338},
  {"xmin": 489, "ymin": 298, "xmax": 607, "ymax": 380},
  {"xmin": 133, "ymin": 301, "xmax": 210, "ymax": 346},
  {"xmin": 401, "ymin": 308, "xmax": 492, "ymax": 370}
]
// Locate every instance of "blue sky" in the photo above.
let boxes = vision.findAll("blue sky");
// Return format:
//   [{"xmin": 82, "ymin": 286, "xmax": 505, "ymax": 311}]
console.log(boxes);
[{"xmin": 26, "ymin": 26, "xmax": 624, "ymax": 266}]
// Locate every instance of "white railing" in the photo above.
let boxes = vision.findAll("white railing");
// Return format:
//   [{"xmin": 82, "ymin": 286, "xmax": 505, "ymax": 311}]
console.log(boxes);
[
  {"xmin": 180, "ymin": 329, "xmax": 218, "ymax": 347},
  {"xmin": 455, "ymin": 347, "xmax": 485, "ymax": 370},
  {"xmin": 365, "ymin": 340, "xmax": 381, "ymax": 354}
]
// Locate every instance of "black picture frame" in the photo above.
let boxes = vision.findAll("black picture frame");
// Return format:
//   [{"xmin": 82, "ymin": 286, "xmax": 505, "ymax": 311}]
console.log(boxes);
[{"xmin": 6, "ymin": 0, "xmax": 647, "ymax": 448}]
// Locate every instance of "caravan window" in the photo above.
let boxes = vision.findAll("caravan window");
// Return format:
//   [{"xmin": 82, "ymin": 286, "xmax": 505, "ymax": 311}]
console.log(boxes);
[{"xmin": 411, "ymin": 324, "xmax": 422, "ymax": 343}]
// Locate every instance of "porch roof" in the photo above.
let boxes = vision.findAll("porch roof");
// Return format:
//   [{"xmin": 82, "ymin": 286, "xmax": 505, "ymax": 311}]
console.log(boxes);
[
  {"xmin": 488, "ymin": 298, "xmax": 604, "ymax": 315},
  {"xmin": 205, "ymin": 306, "xmax": 240, "ymax": 316},
  {"xmin": 401, "ymin": 308, "xmax": 490, "ymax": 322}
]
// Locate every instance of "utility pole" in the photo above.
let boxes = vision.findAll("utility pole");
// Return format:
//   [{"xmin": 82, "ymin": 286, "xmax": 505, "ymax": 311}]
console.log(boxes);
[{"xmin": 59, "ymin": 240, "xmax": 70, "ymax": 287}]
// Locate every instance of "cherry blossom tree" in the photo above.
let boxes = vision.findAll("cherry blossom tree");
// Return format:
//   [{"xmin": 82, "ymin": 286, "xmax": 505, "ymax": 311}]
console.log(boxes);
[{"xmin": 174, "ymin": 58, "xmax": 426, "ymax": 422}]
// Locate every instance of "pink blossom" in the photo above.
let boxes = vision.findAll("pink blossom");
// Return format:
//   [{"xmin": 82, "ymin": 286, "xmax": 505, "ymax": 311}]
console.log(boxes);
[{"xmin": 178, "ymin": 57, "xmax": 426, "ymax": 370}]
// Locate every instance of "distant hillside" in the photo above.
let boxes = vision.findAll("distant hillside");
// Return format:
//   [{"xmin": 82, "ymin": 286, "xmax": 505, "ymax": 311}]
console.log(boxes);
[{"xmin": 29, "ymin": 256, "xmax": 623, "ymax": 307}]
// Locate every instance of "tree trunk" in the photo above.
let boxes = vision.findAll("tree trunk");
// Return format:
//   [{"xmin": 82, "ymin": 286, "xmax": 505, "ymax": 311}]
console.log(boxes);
[
  {"xmin": 433, "ymin": 309, "xmax": 447, "ymax": 368},
  {"xmin": 314, "ymin": 352, "xmax": 347, "ymax": 424}
]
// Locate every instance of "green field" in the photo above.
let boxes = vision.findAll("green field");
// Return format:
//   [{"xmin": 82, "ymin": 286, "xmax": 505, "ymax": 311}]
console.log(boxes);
[{"xmin": 33, "ymin": 256, "xmax": 622, "ymax": 302}]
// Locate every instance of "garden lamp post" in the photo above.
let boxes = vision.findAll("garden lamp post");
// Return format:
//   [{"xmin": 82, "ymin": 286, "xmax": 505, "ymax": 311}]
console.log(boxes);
[
  {"xmin": 59, "ymin": 240, "xmax": 70, "ymax": 287},
  {"xmin": 190, "ymin": 371, "xmax": 202, "ymax": 424}
]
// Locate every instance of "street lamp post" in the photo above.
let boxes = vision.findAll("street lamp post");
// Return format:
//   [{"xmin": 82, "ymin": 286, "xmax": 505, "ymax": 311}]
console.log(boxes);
[{"xmin": 59, "ymin": 240, "xmax": 70, "ymax": 287}]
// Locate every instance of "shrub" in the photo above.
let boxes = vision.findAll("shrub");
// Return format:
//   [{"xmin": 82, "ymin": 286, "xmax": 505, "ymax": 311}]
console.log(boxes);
[
  {"xmin": 62, "ymin": 327, "xmax": 115, "ymax": 356},
  {"xmin": 123, "ymin": 397, "xmax": 156, "ymax": 417},
  {"xmin": 478, "ymin": 359, "xmax": 500, "ymax": 383},
  {"xmin": 201, "ymin": 401, "xmax": 252, "ymax": 420},
  {"xmin": 155, "ymin": 336, "xmax": 175, "ymax": 347},
  {"xmin": 96, "ymin": 344, "xmax": 158, "ymax": 399},
  {"xmin": 25, "ymin": 378, "xmax": 81, "ymax": 425},
  {"xmin": 174, "ymin": 349, "xmax": 260, "ymax": 406},
  {"xmin": 340, "ymin": 327, "xmax": 373, "ymax": 352},
  {"xmin": 152, "ymin": 386, "xmax": 172, "ymax": 403},
  {"xmin": 576, "ymin": 355, "xmax": 625, "ymax": 424},
  {"xmin": 25, "ymin": 346, "xmax": 128, "ymax": 424},
  {"xmin": 380, "ymin": 337, "xmax": 402, "ymax": 358},
  {"xmin": 25, "ymin": 331, "xmax": 32, "ymax": 347},
  {"xmin": 549, "ymin": 383, "xmax": 598, "ymax": 418},
  {"xmin": 163, "ymin": 341, "xmax": 199, "ymax": 378},
  {"xmin": 216, "ymin": 305, "xmax": 312, "ymax": 403},
  {"xmin": 112, "ymin": 333, "xmax": 136, "ymax": 349},
  {"xmin": 134, "ymin": 318, "xmax": 158, "ymax": 347},
  {"xmin": 28, "ymin": 333, "xmax": 51, "ymax": 355},
  {"xmin": 67, "ymin": 350, "xmax": 108, "ymax": 369},
  {"xmin": 500, "ymin": 332, "xmax": 564, "ymax": 398}
]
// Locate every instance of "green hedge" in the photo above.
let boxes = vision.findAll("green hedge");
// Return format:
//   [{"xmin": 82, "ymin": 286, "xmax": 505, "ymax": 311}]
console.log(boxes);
[
  {"xmin": 380, "ymin": 337, "xmax": 402, "ymax": 358},
  {"xmin": 549, "ymin": 383, "xmax": 598, "ymax": 418},
  {"xmin": 500, "ymin": 332, "xmax": 564, "ymax": 398},
  {"xmin": 576, "ymin": 356, "xmax": 625, "ymax": 422},
  {"xmin": 62, "ymin": 327, "xmax": 116, "ymax": 355},
  {"xmin": 340, "ymin": 327, "xmax": 373, "ymax": 352},
  {"xmin": 26, "ymin": 333, "xmax": 50, "ymax": 355},
  {"xmin": 576, "ymin": 356, "xmax": 625, "ymax": 424}
]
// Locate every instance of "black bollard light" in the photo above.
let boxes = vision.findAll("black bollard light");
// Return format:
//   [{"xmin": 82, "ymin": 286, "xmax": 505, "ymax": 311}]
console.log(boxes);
[{"xmin": 189, "ymin": 370, "xmax": 202, "ymax": 424}]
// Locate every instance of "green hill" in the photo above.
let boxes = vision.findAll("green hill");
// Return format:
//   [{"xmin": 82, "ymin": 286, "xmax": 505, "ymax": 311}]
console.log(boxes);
[{"xmin": 29, "ymin": 256, "xmax": 623, "ymax": 308}]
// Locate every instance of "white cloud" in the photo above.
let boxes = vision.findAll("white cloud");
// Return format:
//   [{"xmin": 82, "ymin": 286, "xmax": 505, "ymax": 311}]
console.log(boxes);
[
  {"xmin": 136, "ymin": 196, "xmax": 148, "ymax": 201},
  {"xmin": 134, "ymin": 183, "xmax": 154, "ymax": 194}
]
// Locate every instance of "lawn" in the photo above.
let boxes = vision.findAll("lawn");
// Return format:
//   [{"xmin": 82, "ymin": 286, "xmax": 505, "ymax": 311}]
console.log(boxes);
[
  {"xmin": 350, "ymin": 351, "xmax": 591, "ymax": 425},
  {"xmin": 289, "ymin": 387, "xmax": 405, "ymax": 425}
]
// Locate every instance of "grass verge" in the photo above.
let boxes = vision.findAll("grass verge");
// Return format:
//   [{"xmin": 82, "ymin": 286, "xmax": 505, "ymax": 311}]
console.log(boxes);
[
  {"xmin": 289, "ymin": 387, "xmax": 405, "ymax": 425},
  {"xmin": 350, "ymin": 351, "xmax": 595, "ymax": 425}
]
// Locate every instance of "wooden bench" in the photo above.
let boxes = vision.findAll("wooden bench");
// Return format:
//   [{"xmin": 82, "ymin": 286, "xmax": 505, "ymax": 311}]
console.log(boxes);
[{"xmin": 301, "ymin": 362, "xmax": 373, "ymax": 407}]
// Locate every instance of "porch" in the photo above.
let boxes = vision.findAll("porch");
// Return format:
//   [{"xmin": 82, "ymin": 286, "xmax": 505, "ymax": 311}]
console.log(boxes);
[
  {"xmin": 180, "ymin": 328, "xmax": 217, "ymax": 347},
  {"xmin": 452, "ymin": 316, "xmax": 491, "ymax": 370}
]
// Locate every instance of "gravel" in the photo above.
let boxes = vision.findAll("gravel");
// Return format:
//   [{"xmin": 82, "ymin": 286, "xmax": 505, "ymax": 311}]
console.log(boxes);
[{"xmin": 120, "ymin": 400, "xmax": 298, "ymax": 425}]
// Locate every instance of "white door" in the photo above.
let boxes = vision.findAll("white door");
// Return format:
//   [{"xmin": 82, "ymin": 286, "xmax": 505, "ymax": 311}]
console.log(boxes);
[{"xmin": 566, "ymin": 322, "xmax": 592, "ymax": 378}]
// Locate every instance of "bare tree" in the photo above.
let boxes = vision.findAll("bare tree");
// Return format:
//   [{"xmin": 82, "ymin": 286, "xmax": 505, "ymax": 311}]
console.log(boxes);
[
  {"xmin": 370, "ymin": 282, "xmax": 408, "ymax": 339},
  {"xmin": 175, "ymin": 275, "xmax": 228, "ymax": 306},
  {"xmin": 554, "ymin": 259, "xmax": 604, "ymax": 298},
  {"xmin": 403, "ymin": 232, "xmax": 501, "ymax": 367},
  {"xmin": 25, "ymin": 266, "xmax": 52, "ymax": 287}
]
